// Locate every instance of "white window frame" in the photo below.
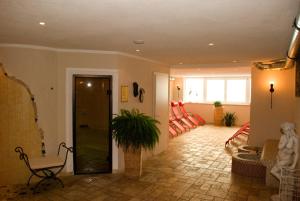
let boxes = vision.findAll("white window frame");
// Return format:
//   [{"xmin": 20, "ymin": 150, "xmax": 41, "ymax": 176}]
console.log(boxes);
[{"xmin": 183, "ymin": 76, "xmax": 251, "ymax": 105}]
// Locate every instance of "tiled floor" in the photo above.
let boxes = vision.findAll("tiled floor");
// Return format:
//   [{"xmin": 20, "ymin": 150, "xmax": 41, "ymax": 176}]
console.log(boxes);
[{"xmin": 0, "ymin": 125, "xmax": 277, "ymax": 201}]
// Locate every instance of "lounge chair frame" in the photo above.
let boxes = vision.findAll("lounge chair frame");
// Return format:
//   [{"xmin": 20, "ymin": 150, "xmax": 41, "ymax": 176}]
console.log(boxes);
[
  {"xmin": 171, "ymin": 101, "xmax": 195, "ymax": 129},
  {"xmin": 178, "ymin": 101, "xmax": 206, "ymax": 125},
  {"xmin": 225, "ymin": 122, "xmax": 250, "ymax": 147}
]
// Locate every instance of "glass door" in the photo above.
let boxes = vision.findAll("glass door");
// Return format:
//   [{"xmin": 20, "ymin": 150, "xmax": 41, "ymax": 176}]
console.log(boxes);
[{"xmin": 73, "ymin": 75, "xmax": 112, "ymax": 174}]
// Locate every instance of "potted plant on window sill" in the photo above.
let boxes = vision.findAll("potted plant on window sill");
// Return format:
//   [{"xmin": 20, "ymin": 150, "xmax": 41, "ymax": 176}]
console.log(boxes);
[
  {"xmin": 112, "ymin": 109, "xmax": 160, "ymax": 177},
  {"xmin": 213, "ymin": 101, "xmax": 223, "ymax": 126},
  {"xmin": 223, "ymin": 112, "xmax": 237, "ymax": 127}
]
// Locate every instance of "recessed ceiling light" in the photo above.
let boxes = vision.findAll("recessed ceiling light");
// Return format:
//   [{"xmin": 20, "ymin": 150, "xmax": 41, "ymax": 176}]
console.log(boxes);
[
  {"xmin": 179, "ymin": 62, "xmax": 183, "ymax": 65},
  {"xmin": 39, "ymin": 22, "xmax": 46, "ymax": 26},
  {"xmin": 135, "ymin": 49, "xmax": 140, "ymax": 52},
  {"xmin": 208, "ymin": 43, "xmax": 214, "ymax": 46},
  {"xmin": 232, "ymin": 60, "xmax": 239, "ymax": 63}
]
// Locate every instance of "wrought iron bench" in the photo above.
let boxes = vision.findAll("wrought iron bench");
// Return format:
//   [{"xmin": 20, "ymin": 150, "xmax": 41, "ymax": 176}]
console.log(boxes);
[{"xmin": 15, "ymin": 142, "xmax": 73, "ymax": 193}]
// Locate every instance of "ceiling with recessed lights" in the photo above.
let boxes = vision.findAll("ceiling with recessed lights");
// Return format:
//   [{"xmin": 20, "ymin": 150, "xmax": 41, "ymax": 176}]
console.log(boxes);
[{"xmin": 0, "ymin": 0, "xmax": 299, "ymax": 66}]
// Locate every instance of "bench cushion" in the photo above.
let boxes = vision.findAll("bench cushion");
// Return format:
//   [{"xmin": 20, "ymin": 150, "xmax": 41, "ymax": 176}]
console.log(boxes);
[{"xmin": 30, "ymin": 156, "xmax": 64, "ymax": 170}]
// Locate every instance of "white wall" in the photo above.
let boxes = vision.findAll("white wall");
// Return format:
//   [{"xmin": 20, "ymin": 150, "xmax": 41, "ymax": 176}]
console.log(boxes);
[
  {"xmin": 0, "ymin": 45, "xmax": 170, "ymax": 172},
  {"xmin": 293, "ymin": 60, "xmax": 300, "ymax": 168},
  {"xmin": 294, "ymin": 97, "xmax": 300, "ymax": 168},
  {"xmin": 152, "ymin": 73, "xmax": 169, "ymax": 155},
  {"xmin": 249, "ymin": 67, "xmax": 295, "ymax": 146}
]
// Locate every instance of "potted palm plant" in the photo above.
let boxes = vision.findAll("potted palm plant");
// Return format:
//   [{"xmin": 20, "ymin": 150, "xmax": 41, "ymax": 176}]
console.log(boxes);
[
  {"xmin": 111, "ymin": 109, "xmax": 160, "ymax": 177},
  {"xmin": 223, "ymin": 112, "xmax": 237, "ymax": 127},
  {"xmin": 213, "ymin": 101, "xmax": 223, "ymax": 126}
]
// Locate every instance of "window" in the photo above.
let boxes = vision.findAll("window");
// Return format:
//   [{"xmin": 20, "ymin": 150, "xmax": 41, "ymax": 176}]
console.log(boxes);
[
  {"xmin": 183, "ymin": 76, "xmax": 251, "ymax": 104},
  {"xmin": 226, "ymin": 79, "xmax": 246, "ymax": 103},
  {"xmin": 206, "ymin": 80, "xmax": 225, "ymax": 102},
  {"xmin": 184, "ymin": 78, "xmax": 204, "ymax": 103}
]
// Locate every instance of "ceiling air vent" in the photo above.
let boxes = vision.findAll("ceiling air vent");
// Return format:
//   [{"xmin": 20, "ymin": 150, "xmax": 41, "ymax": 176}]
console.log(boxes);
[{"xmin": 254, "ymin": 14, "xmax": 300, "ymax": 70}]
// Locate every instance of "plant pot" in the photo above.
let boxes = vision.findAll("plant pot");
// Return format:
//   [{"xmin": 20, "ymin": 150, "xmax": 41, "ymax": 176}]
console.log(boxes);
[
  {"xmin": 124, "ymin": 147, "xmax": 142, "ymax": 177},
  {"xmin": 225, "ymin": 122, "xmax": 233, "ymax": 127},
  {"xmin": 214, "ymin": 106, "xmax": 224, "ymax": 126}
]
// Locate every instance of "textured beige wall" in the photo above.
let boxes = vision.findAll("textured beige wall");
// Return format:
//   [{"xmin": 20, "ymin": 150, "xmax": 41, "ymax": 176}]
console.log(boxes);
[
  {"xmin": 249, "ymin": 67, "xmax": 295, "ymax": 146},
  {"xmin": 0, "ymin": 47, "xmax": 58, "ymax": 154},
  {"xmin": 0, "ymin": 46, "xmax": 170, "ymax": 173},
  {"xmin": 0, "ymin": 64, "xmax": 41, "ymax": 185}
]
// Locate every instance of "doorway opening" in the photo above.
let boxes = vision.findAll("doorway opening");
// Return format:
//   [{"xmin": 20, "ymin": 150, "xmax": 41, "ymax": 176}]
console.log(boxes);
[
  {"xmin": 73, "ymin": 75, "xmax": 112, "ymax": 174},
  {"xmin": 168, "ymin": 67, "xmax": 251, "ymax": 139}
]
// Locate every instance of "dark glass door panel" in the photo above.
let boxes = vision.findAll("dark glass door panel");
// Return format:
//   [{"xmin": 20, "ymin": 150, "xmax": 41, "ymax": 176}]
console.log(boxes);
[{"xmin": 73, "ymin": 76, "xmax": 112, "ymax": 174}]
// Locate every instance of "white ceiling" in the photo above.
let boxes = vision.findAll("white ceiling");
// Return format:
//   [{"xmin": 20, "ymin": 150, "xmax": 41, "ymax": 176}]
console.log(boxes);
[{"xmin": 0, "ymin": 0, "xmax": 299, "ymax": 66}]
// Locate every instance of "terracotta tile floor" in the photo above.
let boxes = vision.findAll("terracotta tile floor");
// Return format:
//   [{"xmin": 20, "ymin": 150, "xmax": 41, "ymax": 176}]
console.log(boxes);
[{"xmin": 0, "ymin": 125, "xmax": 277, "ymax": 201}]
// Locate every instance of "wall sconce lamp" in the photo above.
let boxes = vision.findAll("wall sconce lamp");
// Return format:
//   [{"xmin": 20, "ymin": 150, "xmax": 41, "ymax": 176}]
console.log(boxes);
[
  {"xmin": 176, "ymin": 85, "xmax": 181, "ymax": 98},
  {"xmin": 269, "ymin": 81, "xmax": 275, "ymax": 109}
]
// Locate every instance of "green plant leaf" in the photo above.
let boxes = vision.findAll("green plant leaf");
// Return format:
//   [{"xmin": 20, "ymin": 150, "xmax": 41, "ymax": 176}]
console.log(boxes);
[
  {"xmin": 223, "ymin": 112, "xmax": 237, "ymax": 127},
  {"xmin": 213, "ymin": 101, "xmax": 222, "ymax": 107},
  {"xmin": 111, "ymin": 108, "xmax": 160, "ymax": 151}
]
